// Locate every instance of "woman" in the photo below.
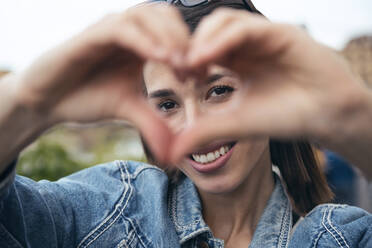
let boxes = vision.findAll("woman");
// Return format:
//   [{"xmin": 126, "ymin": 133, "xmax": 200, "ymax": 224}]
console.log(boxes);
[{"xmin": 0, "ymin": 0, "xmax": 371, "ymax": 247}]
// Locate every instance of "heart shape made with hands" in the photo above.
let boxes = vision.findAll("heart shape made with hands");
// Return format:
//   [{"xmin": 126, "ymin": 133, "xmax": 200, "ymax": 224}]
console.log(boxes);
[
  {"xmin": 57, "ymin": 5, "xmax": 296, "ymax": 166},
  {"xmin": 7, "ymin": 4, "xmax": 356, "ymax": 170},
  {"xmin": 129, "ymin": 8, "xmax": 350, "ymax": 166}
]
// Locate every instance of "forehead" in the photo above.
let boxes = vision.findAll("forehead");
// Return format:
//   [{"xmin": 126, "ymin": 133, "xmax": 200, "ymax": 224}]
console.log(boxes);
[
  {"xmin": 143, "ymin": 61, "xmax": 235, "ymax": 93},
  {"xmin": 143, "ymin": 61, "xmax": 178, "ymax": 92}
]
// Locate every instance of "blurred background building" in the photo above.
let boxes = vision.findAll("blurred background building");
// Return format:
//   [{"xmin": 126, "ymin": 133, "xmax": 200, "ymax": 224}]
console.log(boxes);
[
  {"xmin": 342, "ymin": 36, "xmax": 372, "ymax": 88},
  {"xmin": 0, "ymin": 70, "xmax": 9, "ymax": 78}
]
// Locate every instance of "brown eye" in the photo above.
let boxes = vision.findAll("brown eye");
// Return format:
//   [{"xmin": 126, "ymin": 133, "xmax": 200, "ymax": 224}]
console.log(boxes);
[
  {"xmin": 158, "ymin": 100, "xmax": 178, "ymax": 112},
  {"xmin": 207, "ymin": 85, "xmax": 234, "ymax": 100}
]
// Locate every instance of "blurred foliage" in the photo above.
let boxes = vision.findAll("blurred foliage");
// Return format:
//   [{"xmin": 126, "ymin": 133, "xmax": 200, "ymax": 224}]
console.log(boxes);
[
  {"xmin": 17, "ymin": 140, "xmax": 89, "ymax": 181},
  {"xmin": 16, "ymin": 123, "xmax": 147, "ymax": 181}
]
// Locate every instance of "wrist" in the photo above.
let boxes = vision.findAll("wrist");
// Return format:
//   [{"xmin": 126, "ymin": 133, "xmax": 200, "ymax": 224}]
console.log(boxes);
[
  {"xmin": 321, "ymin": 85, "xmax": 372, "ymax": 179},
  {"xmin": 334, "ymin": 86, "xmax": 372, "ymax": 141},
  {"xmin": 312, "ymin": 82, "xmax": 372, "ymax": 178},
  {"xmin": 10, "ymin": 73, "xmax": 55, "ymax": 130},
  {"xmin": 311, "ymin": 80, "xmax": 372, "ymax": 144},
  {"xmin": 0, "ymin": 74, "xmax": 51, "ymax": 172}
]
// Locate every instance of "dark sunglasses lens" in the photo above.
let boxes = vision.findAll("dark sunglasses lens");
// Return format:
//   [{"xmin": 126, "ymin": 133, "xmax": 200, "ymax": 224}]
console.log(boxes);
[{"xmin": 180, "ymin": 0, "xmax": 209, "ymax": 7}]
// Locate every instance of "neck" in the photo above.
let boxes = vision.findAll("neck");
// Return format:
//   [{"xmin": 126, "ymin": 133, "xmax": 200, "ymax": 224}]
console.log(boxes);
[{"xmin": 199, "ymin": 153, "xmax": 274, "ymax": 246}]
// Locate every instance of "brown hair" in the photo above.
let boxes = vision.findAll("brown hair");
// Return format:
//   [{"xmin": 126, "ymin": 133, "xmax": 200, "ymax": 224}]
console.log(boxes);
[
  {"xmin": 270, "ymin": 140, "xmax": 333, "ymax": 214},
  {"xmin": 143, "ymin": 0, "xmax": 333, "ymax": 215}
]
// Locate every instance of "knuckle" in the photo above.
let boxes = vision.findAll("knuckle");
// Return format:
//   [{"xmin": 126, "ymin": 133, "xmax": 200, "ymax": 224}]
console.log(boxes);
[
  {"xmin": 202, "ymin": 8, "xmax": 236, "ymax": 26},
  {"xmin": 121, "ymin": 5, "xmax": 147, "ymax": 22},
  {"xmin": 121, "ymin": 8, "xmax": 137, "ymax": 21},
  {"xmin": 272, "ymin": 23, "xmax": 307, "ymax": 45},
  {"xmin": 156, "ymin": 4, "xmax": 182, "ymax": 18},
  {"xmin": 213, "ymin": 7, "xmax": 237, "ymax": 17},
  {"xmin": 274, "ymin": 23, "xmax": 300, "ymax": 35},
  {"xmin": 101, "ymin": 13, "xmax": 118, "ymax": 22},
  {"xmin": 93, "ymin": 13, "xmax": 119, "ymax": 28}
]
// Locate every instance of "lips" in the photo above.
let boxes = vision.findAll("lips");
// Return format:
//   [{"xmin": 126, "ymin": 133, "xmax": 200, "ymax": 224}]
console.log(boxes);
[{"xmin": 187, "ymin": 141, "xmax": 236, "ymax": 173}]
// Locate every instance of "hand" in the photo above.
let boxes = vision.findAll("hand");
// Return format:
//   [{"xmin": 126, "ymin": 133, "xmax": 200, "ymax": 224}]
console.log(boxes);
[
  {"xmin": 170, "ymin": 9, "xmax": 371, "ymax": 166},
  {"xmin": 10, "ymin": 4, "xmax": 190, "ymax": 162}
]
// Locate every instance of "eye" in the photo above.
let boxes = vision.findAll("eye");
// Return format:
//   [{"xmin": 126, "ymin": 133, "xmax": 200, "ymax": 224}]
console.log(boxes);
[
  {"xmin": 157, "ymin": 100, "xmax": 179, "ymax": 113},
  {"xmin": 206, "ymin": 85, "xmax": 234, "ymax": 100}
]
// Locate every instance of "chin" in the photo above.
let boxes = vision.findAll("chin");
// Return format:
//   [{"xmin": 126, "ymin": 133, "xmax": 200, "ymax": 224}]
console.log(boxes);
[{"xmin": 192, "ymin": 174, "xmax": 244, "ymax": 195}]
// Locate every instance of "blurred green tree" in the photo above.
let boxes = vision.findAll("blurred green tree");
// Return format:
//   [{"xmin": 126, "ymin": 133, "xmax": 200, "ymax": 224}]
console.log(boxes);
[{"xmin": 17, "ymin": 140, "xmax": 89, "ymax": 181}]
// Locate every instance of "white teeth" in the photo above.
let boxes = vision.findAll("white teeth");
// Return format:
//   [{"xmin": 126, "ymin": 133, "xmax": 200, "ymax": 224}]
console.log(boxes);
[
  {"xmin": 220, "ymin": 147, "xmax": 226, "ymax": 155},
  {"xmin": 192, "ymin": 154, "xmax": 199, "ymax": 162},
  {"xmin": 207, "ymin": 152, "xmax": 215, "ymax": 161},
  {"xmin": 214, "ymin": 151, "xmax": 220, "ymax": 159},
  {"xmin": 200, "ymin": 155, "xmax": 207, "ymax": 163},
  {"xmin": 192, "ymin": 145, "xmax": 231, "ymax": 164}
]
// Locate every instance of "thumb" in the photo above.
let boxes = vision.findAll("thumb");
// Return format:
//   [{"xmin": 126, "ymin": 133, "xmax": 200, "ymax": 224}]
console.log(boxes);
[
  {"xmin": 120, "ymin": 99, "xmax": 173, "ymax": 164},
  {"xmin": 170, "ymin": 113, "xmax": 245, "ymax": 164},
  {"xmin": 170, "ymin": 104, "xmax": 308, "ymax": 164}
]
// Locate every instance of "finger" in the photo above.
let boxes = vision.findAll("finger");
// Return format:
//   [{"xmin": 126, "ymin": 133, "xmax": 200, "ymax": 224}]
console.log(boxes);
[
  {"xmin": 169, "ymin": 113, "xmax": 246, "ymax": 164},
  {"xmin": 93, "ymin": 11, "xmax": 171, "ymax": 62},
  {"xmin": 110, "ymin": 18, "xmax": 166, "ymax": 61},
  {"xmin": 143, "ymin": 4, "xmax": 190, "ymax": 50},
  {"xmin": 127, "ymin": 4, "xmax": 190, "ymax": 65},
  {"xmin": 190, "ymin": 8, "xmax": 237, "ymax": 48},
  {"xmin": 169, "ymin": 101, "xmax": 307, "ymax": 163},
  {"xmin": 191, "ymin": 20, "xmax": 262, "ymax": 75},
  {"xmin": 187, "ymin": 13, "xmax": 278, "ymax": 67},
  {"xmin": 187, "ymin": 9, "xmax": 248, "ymax": 66},
  {"xmin": 118, "ymin": 98, "xmax": 173, "ymax": 164}
]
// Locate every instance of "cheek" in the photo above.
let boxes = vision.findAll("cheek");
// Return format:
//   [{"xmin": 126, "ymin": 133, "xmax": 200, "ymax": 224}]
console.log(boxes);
[
  {"xmin": 232, "ymin": 139, "xmax": 269, "ymax": 168},
  {"xmin": 147, "ymin": 100, "xmax": 184, "ymax": 133},
  {"xmin": 164, "ymin": 112, "xmax": 186, "ymax": 134}
]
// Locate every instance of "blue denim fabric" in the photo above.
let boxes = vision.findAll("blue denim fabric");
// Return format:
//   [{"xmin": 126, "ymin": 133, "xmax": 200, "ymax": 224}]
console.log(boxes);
[{"xmin": 0, "ymin": 160, "xmax": 371, "ymax": 247}]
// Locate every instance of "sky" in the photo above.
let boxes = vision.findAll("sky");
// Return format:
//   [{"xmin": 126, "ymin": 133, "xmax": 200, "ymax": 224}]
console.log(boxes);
[{"xmin": 0, "ymin": 0, "xmax": 371, "ymax": 71}]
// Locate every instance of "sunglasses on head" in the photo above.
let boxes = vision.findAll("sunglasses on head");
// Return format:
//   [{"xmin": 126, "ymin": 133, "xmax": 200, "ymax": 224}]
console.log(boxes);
[{"xmin": 164, "ymin": 0, "xmax": 254, "ymax": 12}]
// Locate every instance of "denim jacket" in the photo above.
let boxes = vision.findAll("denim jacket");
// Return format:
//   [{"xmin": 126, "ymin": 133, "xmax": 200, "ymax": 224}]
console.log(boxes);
[{"xmin": 0, "ymin": 160, "xmax": 371, "ymax": 247}]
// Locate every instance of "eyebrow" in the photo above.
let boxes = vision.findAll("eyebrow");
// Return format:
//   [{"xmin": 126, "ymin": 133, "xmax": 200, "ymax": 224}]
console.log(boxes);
[
  {"xmin": 206, "ymin": 74, "xmax": 225, "ymax": 84},
  {"xmin": 206, "ymin": 71, "xmax": 237, "ymax": 84},
  {"xmin": 148, "ymin": 73, "xmax": 234, "ymax": 98},
  {"xmin": 148, "ymin": 89, "xmax": 176, "ymax": 98}
]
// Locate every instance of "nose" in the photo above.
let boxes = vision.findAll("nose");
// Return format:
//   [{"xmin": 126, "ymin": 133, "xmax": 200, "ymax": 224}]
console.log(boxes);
[
  {"xmin": 171, "ymin": 99, "xmax": 202, "ymax": 134},
  {"xmin": 184, "ymin": 100, "xmax": 201, "ymax": 128}
]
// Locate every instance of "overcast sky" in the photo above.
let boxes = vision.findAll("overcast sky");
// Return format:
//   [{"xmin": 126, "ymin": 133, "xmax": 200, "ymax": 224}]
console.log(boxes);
[{"xmin": 0, "ymin": 0, "xmax": 371, "ymax": 71}]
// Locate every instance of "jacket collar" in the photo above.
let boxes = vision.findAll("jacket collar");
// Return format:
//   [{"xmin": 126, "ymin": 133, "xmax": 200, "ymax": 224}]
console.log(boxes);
[
  {"xmin": 249, "ymin": 173, "xmax": 293, "ymax": 247},
  {"xmin": 168, "ymin": 172, "xmax": 293, "ymax": 247},
  {"xmin": 168, "ymin": 175, "xmax": 212, "ymax": 244}
]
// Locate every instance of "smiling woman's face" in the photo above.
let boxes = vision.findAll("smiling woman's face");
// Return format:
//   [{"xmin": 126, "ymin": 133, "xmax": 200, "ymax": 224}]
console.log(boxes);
[{"xmin": 144, "ymin": 61, "xmax": 271, "ymax": 194}]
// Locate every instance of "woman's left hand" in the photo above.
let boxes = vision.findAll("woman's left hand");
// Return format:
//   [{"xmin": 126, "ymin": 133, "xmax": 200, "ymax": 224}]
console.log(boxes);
[{"xmin": 170, "ymin": 9, "xmax": 372, "ymax": 178}]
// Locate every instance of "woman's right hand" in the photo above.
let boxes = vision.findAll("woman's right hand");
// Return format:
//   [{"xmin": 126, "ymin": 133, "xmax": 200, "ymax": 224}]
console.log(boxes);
[
  {"xmin": 1, "ymin": 3, "xmax": 189, "ymax": 164},
  {"xmin": 170, "ymin": 9, "xmax": 372, "ymax": 178}
]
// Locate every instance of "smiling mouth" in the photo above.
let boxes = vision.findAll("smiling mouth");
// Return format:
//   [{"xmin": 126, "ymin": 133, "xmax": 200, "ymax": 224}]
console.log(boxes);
[{"xmin": 189, "ymin": 142, "xmax": 236, "ymax": 164}]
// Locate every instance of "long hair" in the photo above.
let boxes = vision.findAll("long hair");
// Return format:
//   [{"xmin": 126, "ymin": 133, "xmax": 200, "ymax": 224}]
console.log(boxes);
[{"xmin": 143, "ymin": 0, "xmax": 333, "ymax": 215}]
